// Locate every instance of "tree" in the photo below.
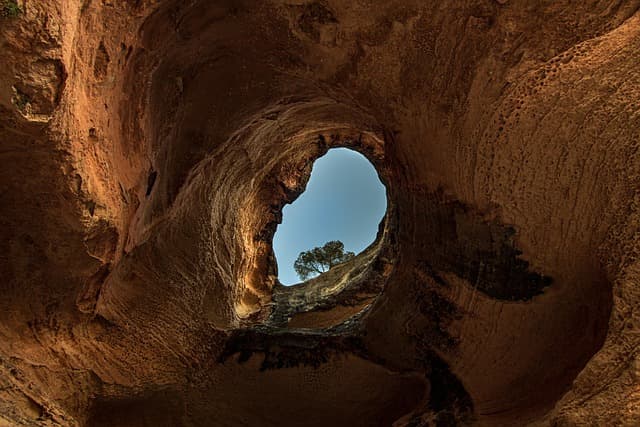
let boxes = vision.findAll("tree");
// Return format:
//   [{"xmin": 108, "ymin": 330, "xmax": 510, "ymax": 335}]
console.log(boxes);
[
  {"xmin": 1, "ymin": 1, "xmax": 21, "ymax": 18},
  {"xmin": 294, "ymin": 240, "xmax": 355, "ymax": 280}
]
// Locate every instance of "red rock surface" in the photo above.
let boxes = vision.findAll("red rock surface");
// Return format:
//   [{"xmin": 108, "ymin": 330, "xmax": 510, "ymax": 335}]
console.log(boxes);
[{"xmin": 1, "ymin": 1, "xmax": 639, "ymax": 425}]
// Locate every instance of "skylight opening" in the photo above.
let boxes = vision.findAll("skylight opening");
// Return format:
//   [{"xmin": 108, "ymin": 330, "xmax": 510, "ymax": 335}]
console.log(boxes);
[{"xmin": 273, "ymin": 148, "xmax": 387, "ymax": 285}]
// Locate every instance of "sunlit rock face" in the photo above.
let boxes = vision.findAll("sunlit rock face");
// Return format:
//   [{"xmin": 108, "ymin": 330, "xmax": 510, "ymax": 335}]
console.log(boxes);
[{"xmin": 1, "ymin": 1, "xmax": 639, "ymax": 425}]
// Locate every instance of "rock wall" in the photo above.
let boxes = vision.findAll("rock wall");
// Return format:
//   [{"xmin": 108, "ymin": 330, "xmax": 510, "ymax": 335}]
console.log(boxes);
[{"xmin": 1, "ymin": 0, "xmax": 639, "ymax": 425}]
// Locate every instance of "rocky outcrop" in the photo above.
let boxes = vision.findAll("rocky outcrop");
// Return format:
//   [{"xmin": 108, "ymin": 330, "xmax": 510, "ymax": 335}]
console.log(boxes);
[{"xmin": 1, "ymin": 1, "xmax": 639, "ymax": 425}]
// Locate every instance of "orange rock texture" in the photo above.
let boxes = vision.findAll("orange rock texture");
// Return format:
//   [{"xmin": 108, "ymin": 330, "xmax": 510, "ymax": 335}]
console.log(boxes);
[{"xmin": 1, "ymin": 1, "xmax": 639, "ymax": 425}]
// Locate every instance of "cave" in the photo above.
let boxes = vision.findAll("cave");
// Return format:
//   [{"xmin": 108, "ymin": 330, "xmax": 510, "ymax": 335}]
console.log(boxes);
[{"xmin": 1, "ymin": 1, "xmax": 639, "ymax": 426}]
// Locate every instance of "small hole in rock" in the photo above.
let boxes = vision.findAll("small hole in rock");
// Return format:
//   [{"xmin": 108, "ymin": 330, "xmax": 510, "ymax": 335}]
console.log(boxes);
[
  {"xmin": 273, "ymin": 148, "xmax": 387, "ymax": 285},
  {"xmin": 146, "ymin": 170, "xmax": 157, "ymax": 196}
]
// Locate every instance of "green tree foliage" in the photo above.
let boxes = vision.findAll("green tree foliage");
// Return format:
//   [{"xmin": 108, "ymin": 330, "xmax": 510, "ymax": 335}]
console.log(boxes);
[
  {"xmin": 293, "ymin": 240, "xmax": 355, "ymax": 280},
  {"xmin": 1, "ymin": 1, "xmax": 21, "ymax": 18}
]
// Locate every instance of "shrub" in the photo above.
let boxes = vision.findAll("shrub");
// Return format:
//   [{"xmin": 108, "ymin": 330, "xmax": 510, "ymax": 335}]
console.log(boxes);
[{"xmin": 1, "ymin": 1, "xmax": 21, "ymax": 18}]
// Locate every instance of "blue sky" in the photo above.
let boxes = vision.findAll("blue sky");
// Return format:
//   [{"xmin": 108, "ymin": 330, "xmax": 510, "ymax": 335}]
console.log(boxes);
[{"xmin": 273, "ymin": 148, "xmax": 387, "ymax": 285}]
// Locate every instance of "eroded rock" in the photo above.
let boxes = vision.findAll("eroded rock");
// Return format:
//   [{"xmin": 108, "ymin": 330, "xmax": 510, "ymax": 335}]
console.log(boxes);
[{"xmin": 1, "ymin": 0, "xmax": 639, "ymax": 426}]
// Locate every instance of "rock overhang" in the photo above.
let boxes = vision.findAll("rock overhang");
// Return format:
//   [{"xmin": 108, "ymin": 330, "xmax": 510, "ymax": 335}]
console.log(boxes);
[{"xmin": 1, "ymin": 1, "xmax": 639, "ymax": 425}]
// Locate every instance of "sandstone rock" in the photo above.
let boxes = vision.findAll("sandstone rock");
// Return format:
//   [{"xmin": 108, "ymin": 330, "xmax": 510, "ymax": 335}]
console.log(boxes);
[{"xmin": 1, "ymin": 1, "xmax": 639, "ymax": 425}]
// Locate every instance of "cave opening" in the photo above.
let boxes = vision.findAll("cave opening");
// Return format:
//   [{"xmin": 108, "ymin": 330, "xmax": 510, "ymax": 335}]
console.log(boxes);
[{"xmin": 272, "ymin": 147, "xmax": 387, "ymax": 285}]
